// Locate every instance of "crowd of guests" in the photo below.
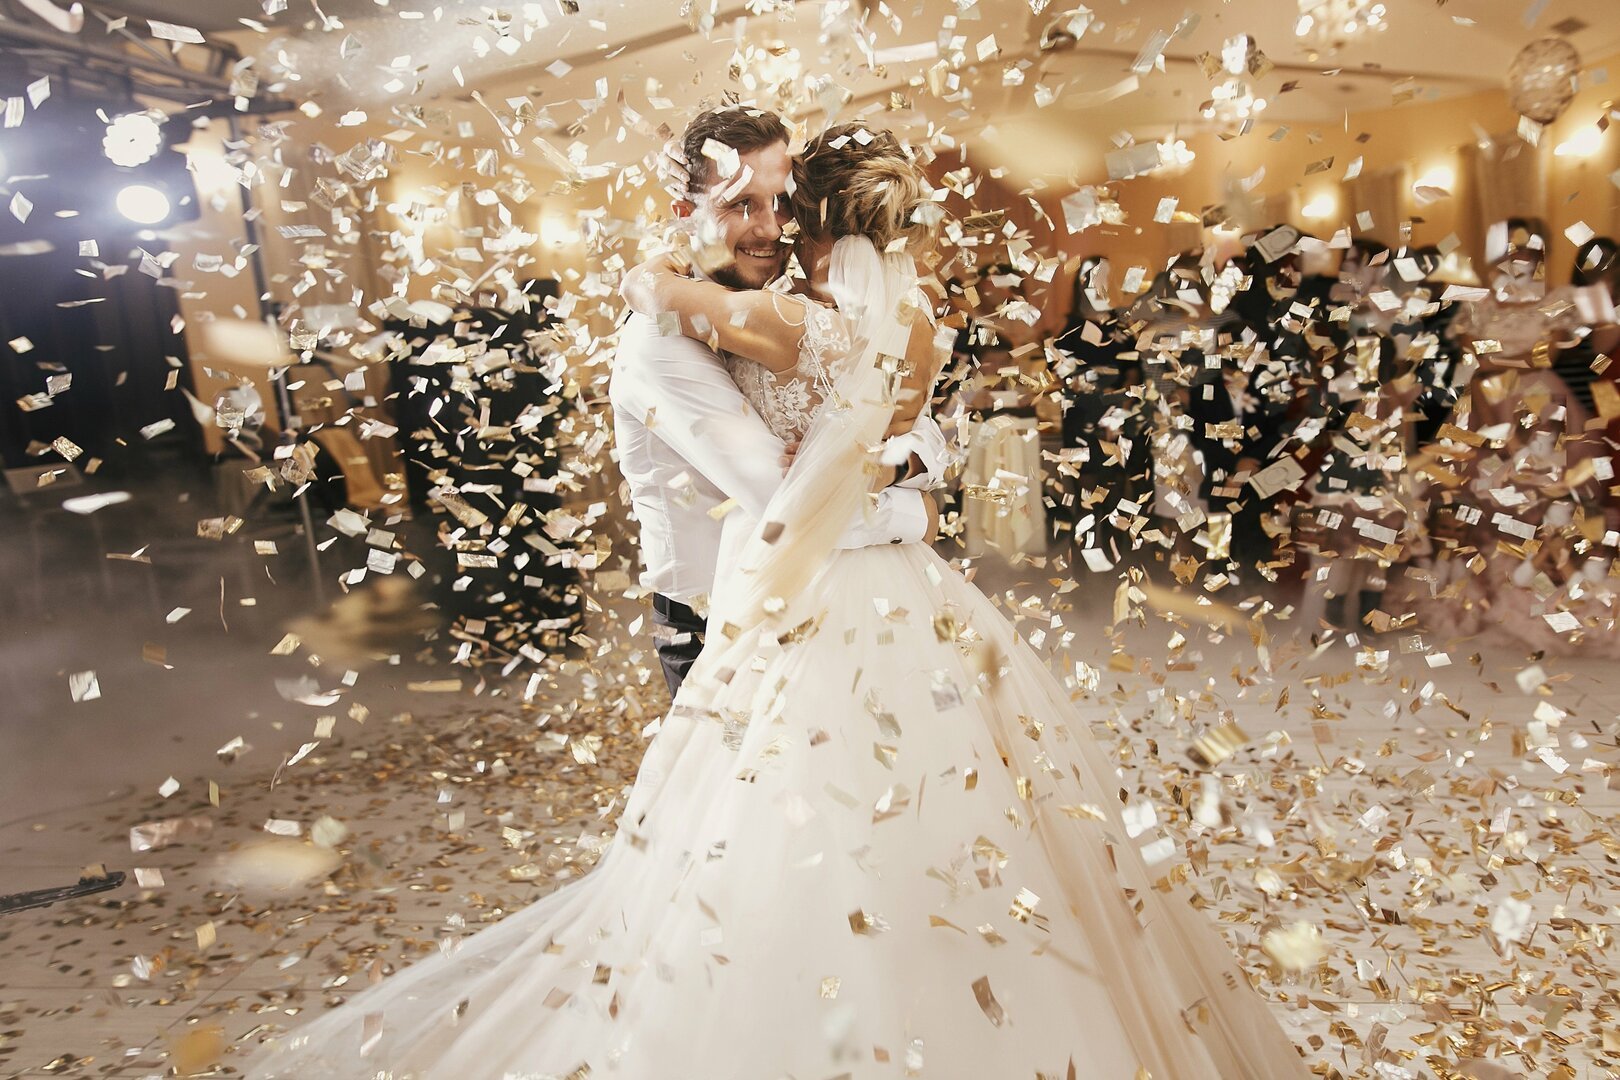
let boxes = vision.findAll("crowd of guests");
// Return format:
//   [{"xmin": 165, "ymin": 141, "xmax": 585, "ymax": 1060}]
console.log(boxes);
[
  {"xmin": 938, "ymin": 219, "xmax": 1620, "ymax": 657},
  {"xmin": 381, "ymin": 280, "xmax": 587, "ymax": 669}
]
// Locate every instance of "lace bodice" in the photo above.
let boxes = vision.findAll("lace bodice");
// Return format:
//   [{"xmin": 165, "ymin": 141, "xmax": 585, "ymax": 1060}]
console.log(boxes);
[{"xmin": 725, "ymin": 302, "xmax": 851, "ymax": 442}]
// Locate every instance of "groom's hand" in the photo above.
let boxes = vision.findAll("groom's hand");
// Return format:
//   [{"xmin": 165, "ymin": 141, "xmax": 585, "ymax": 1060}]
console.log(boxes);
[{"xmin": 923, "ymin": 492, "xmax": 939, "ymax": 544}]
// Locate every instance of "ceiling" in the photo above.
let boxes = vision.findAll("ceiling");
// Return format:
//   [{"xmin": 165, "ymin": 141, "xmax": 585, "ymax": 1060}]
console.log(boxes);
[{"xmin": 37, "ymin": 0, "xmax": 1620, "ymax": 184}]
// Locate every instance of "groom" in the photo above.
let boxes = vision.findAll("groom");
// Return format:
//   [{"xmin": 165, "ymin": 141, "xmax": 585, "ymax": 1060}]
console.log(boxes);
[{"xmin": 611, "ymin": 105, "xmax": 946, "ymax": 695}]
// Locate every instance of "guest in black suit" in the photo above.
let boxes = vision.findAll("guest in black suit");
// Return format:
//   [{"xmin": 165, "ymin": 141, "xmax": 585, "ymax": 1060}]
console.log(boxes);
[
  {"xmin": 1187, "ymin": 355, "xmax": 1277, "ymax": 571},
  {"xmin": 1056, "ymin": 258, "xmax": 1146, "ymax": 556},
  {"xmin": 1558, "ymin": 236, "xmax": 1620, "ymax": 417}
]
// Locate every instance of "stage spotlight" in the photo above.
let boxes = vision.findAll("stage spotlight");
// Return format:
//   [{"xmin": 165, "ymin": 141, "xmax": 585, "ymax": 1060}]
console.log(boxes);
[
  {"xmin": 116, "ymin": 183, "xmax": 171, "ymax": 225},
  {"xmin": 102, "ymin": 112, "xmax": 164, "ymax": 168}
]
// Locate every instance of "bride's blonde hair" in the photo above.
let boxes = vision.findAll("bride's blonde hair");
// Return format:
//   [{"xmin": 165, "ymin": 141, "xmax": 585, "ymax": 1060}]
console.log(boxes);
[{"xmin": 790, "ymin": 124, "xmax": 929, "ymax": 252}]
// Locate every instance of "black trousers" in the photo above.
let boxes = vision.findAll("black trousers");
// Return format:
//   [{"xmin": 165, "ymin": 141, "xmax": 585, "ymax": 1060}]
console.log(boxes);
[{"xmin": 650, "ymin": 593, "xmax": 706, "ymax": 697}]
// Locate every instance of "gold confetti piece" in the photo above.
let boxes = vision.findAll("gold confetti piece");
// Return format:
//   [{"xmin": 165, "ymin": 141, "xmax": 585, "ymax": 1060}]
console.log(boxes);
[
  {"xmin": 1188, "ymin": 720, "xmax": 1250, "ymax": 767},
  {"xmin": 406, "ymin": 679, "xmax": 464, "ymax": 692},
  {"xmin": 848, "ymin": 908, "xmax": 889, "ymax": 935},
  {"xmin": 1009, "ymin": 887, "xmax": 1042, "ymax": 924},
  {"xmin": 971, "ymin": 975, "xmax": 1007, "ymax": 1026},
  {"xmin": 1261, "ymin": 921, "xmax": 1325, "ymax": 972},
  {"xmin": 168, "ymin": 1025, "xmax": 224, "ymax": 1075}
]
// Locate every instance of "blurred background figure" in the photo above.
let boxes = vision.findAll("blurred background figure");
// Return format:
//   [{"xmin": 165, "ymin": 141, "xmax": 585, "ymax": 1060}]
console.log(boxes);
[{"xmin": 1056, "ymin": 256, "xmax": 1147, "ymax": 568}]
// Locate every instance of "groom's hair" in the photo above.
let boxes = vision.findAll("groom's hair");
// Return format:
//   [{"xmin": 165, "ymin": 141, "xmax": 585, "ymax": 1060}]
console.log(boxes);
[{"xmin": 682, "ymin": 106, "xmax": 790, "ymax": 195}]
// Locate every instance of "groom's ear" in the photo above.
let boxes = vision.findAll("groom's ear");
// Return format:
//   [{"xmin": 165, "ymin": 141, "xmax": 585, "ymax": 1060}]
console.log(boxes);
[{"xmin": 672, "ymin": 199, "xmax": 696, "ymax": 219}]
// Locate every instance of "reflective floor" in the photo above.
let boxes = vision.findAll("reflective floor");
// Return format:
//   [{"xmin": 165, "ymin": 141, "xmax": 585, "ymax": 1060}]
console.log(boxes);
[{"xmin": 3, "ymin": 468, "xmax": 1617, "ymax": 1077}]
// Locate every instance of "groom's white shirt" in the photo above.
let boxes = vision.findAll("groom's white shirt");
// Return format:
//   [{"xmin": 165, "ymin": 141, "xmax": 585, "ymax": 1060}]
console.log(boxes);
[{"xmin": 611, "ymin": 311, "xmax": 947, "ymax": 607}]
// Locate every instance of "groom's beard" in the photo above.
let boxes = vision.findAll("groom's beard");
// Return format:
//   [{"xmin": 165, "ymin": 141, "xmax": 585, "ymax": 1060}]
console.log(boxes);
[
  {"xmin": 706, "ymin": 253, "xmax": 786, "ymax": 292},
  {"xmin": 705, "ymin": 262, "xmax": 753, "ymax": 291}
]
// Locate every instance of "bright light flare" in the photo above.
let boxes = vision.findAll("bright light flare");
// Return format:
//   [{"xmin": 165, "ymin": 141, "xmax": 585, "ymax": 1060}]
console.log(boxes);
[
  {"xmin": 1301, "ymin": 193, "xmax": 1337, "ymax": 219},
  {"xmin": 103, "ymin": 112, "xmax": 163, "ymax": 168},
  {"xmin": 116, "ymin": 183, "xmax": 171, "ymax": 225},
  {"xmin": 1555, "ymin": 126, "xmax": 1604, "ymax": 159}
]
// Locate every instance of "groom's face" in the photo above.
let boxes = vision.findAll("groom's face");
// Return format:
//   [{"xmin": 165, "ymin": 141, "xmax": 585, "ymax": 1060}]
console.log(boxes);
[{"xmin": 688, "ymin": 140, "xmax": 793, "ymax": 290}]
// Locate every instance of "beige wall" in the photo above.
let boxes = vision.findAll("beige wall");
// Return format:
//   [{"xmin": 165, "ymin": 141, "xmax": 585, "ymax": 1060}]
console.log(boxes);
[
  {"xmin": 164, "ymin": 110, "xmax": 608, "ymax": 454},
  {"xmin": 1027, "ymin": 51, "xmax": 1620, "ymax": 320},
  {"xmin": 165, "ymin": 51, "xmax": 1620, "ymax": 400}
]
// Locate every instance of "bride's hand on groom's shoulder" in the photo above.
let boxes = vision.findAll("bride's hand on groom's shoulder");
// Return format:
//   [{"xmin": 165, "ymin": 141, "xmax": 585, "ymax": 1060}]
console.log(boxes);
[
  {"xmin": 885, "ymin": 389, "xmax": 925, "ymax": 437},
  {"xmin": 620, "ymin": 250, "xmax": 694, "ymax": 313},
  {"xmin": 655, "ymin": 139, "xmax": 693, "ymax": 205}
]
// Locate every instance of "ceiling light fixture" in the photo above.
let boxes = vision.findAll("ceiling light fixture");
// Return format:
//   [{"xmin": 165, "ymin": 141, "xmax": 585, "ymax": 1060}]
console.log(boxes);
[
  {"xmin": 115, "ymin": 183, "xmax": 171, "ymax": 225},
  {"xmin": 1294, "ymin": 0, "xmax": 1388, "ymax": 57},
  {"xmin": 1156, "ymin": 138, "xmax": 1196, "ymax": 175},
  {"xmin": 1200, "ymin": 36, "xmax": 1269, "ymax": 131}
]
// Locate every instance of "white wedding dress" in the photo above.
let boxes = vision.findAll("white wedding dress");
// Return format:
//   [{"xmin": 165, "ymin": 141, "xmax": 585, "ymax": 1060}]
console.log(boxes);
[{"xmin": 246, "ymin": 239, "xmax": 1308, "ymax": 1079}]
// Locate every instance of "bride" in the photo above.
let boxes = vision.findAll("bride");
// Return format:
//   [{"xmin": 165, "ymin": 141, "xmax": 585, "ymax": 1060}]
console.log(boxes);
[{"xmin": 246, "ymin": 124, "xmax": 1308, "ymax": 1079}]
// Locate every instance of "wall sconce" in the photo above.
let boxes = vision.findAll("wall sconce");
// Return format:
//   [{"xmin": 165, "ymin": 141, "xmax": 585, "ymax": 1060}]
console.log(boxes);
[
  {"xmin": 540, "ymin": 212, "xmax": 580, "ymax": 247},
  {"xmin": 1301, "ymin": 192, "xmax": 1337, "ymax": 219},
  {"xmin": 1554, "ymin": 126, "xmax": 1604, "ymax": 159},
  {"xmin": 1411, "ymin": 164, "xmax": 1454, "ymax": 206},
  {"xmin": 1413, "ymin": 165, "xmax": 1454, "ymax": 191}
]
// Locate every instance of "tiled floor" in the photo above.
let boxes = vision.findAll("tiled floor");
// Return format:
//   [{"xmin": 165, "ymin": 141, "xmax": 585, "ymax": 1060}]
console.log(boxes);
[{"xmin": 4, "ymin": 482, "xmax": 1619, "ymax": 1077}]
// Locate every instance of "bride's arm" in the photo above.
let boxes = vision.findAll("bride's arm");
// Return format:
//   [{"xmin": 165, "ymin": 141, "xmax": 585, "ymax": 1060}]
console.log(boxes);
[
  {"xmin": 621, "ymin": 254, "xmax": 810, "ymax": 374},
  {"xmin": 886, "ymin": 316, "xmax": 950, "ymax": 437}
]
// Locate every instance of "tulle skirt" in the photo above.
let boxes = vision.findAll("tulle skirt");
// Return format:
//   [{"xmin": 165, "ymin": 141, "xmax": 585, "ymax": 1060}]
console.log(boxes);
[{"xmin": 246, "ymin": 544, "xmax": 1308, "ymax": 1079}]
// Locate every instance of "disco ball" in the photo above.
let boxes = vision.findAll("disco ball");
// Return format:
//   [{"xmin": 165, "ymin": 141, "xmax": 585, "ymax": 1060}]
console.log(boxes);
[{"xmin": 1507, "ymin": 37, "xmax": 1581, "ymax": 124}]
